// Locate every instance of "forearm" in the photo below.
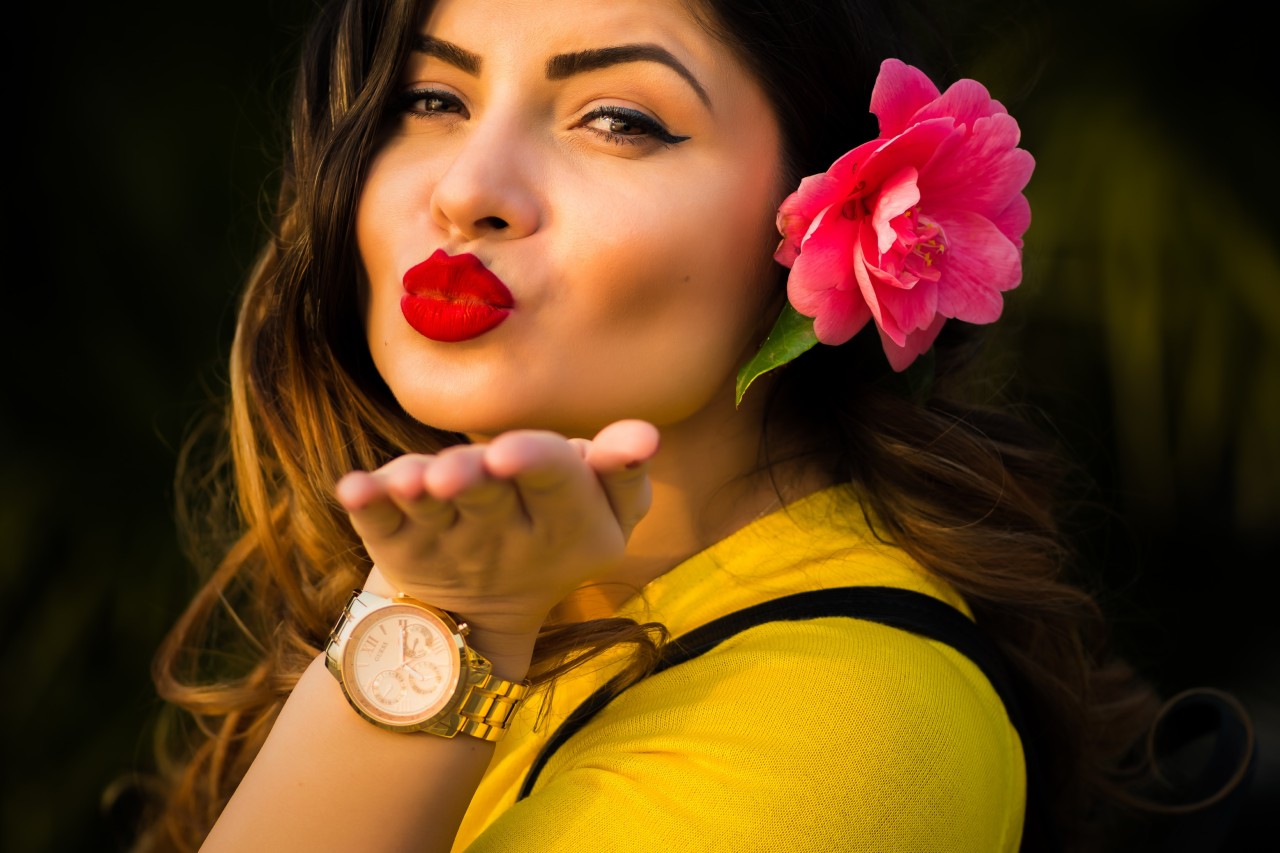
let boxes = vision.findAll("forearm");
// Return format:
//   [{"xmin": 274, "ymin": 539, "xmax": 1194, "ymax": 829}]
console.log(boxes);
[
  {"xmin": 203, "ymin": 643, "xmax": 531, "ymax": 853},
  {"xmin": 203, "ymin": 425, "xmax": 656, "ymax": 850}
]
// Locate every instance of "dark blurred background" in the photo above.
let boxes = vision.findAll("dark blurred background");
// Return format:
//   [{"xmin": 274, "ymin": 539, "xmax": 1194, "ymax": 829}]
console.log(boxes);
[{"xmin": 4, "ymin": 1, "xmax": 1276, "ymax": 850}]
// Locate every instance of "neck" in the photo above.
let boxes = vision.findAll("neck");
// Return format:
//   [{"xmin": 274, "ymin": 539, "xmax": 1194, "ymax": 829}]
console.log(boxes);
[{"xmin": 558, "ymin": 387, "xmax": 831, "ymax": 621}]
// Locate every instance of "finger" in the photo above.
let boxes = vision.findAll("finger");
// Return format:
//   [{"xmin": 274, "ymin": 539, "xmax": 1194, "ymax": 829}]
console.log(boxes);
[
  {"xmin": 584, "ymin": 420, "xmax": 661, "ymax": 473},
  {"xmin": 584, "ymin": 420, "xmax": 660, "ymax": 535},
  {"xmin": 423, "ymin": 445, "xmax": 488, "ymax": 500},
  {"xmin": 365, "ymin": 455, "xmax": 456, "ymax": 529},
  {"xmin": 335, "ymin": 470, "xmax": 408, "ymax": 540},
  {"xmin": 379, "ymin": 454, "xmax": 432, "ymax": 503},
  {"xmin": 483, "ymin": 431, "xmax": 599, "ymax": 521},
  {"xmin": 430, "ymin": 445, "xmax": 526, "ymax": 525}
]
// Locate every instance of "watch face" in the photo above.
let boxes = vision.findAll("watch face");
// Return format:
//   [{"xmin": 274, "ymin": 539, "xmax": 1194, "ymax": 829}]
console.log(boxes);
[{"xmin": 342, "ymin": 602, "xmax": 463, "ymax": 726}]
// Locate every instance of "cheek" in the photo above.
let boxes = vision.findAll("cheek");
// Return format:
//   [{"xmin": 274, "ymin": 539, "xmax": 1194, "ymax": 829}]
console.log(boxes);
[
  {"xmin": 356, "ymin": 146, "xmax": 435, "ymax": 343},
  {"xmin": 544, "ymin": 155, "xmax": 783, "ymax": 413},
  {"xmin": 572, "ymin": 152, "xmax": 781, "ymax": 338},
  {"xmin": 357, "ymin": 147, "xmax": 427, "ymax": 278}
]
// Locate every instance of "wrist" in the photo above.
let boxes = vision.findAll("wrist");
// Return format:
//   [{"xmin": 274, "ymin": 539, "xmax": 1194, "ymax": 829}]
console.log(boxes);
[
  {"xmin": 361, "ymin": 565, "xmax": 398, "ymax": 598},
  {"xmin": 462, "ymin": 627, "xmax": 536, "ymax": 682},
  {"xmin": 356, "ymin": 571, "xmax": 537, "ymax": 682}
]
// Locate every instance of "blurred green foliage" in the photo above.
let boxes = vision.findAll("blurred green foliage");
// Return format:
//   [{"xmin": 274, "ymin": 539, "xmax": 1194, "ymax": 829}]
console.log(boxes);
[{"xmin": 4, "ymin": 1, "xmax": 1275, "ymax": 850}]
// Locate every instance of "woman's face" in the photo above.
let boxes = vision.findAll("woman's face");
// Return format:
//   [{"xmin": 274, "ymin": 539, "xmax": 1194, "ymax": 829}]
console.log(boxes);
[{"xmin": 357, "ymin": 0, "xmax": 785, "ymax": 439}]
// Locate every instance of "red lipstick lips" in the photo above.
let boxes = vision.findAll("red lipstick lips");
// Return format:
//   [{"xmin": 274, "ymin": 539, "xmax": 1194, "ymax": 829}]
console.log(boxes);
[{"xmin": 401, "ymin": 249, "xmax": 515, "ymax": 342}]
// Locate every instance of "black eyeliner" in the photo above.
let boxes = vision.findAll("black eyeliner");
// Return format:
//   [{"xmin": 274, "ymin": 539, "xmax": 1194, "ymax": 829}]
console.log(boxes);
[
  {"xmin": 393, "ymin": 87, "xmax": 467, "ymax": 117},
  {"xmin": 586, "ymin": 106, "xmax": 690, "ymax": 144}
]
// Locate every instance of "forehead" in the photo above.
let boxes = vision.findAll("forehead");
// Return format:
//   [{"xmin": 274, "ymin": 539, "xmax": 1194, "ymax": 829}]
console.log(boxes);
[{"xmin": 419, "ymin": 0, "xmax": 730, "ymax": 80}]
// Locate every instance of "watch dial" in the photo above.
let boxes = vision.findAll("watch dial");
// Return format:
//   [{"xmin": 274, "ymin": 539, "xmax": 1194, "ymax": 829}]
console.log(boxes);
[{"xmin": 343, "ymin": 603, "xmax": 462, "ymax": 725}]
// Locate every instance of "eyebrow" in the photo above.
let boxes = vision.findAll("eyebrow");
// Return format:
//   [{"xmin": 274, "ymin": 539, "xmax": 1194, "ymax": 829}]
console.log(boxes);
[
  {"xmin": 416, "ymin": 36, "xmax": 482, "ymax": 75},
  {"xmin": 546, "ymin": 44, "xmax": 710, "ymax": 108},
  {"xmin": 414, "ymin": 36, "xmax": 710, "ymax": 109}
]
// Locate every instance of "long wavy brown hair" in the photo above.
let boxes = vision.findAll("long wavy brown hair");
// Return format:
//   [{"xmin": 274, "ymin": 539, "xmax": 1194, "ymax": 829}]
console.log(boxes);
[{"xmin": 132, "ymin": 0, "xmax": 1165, "ymax": 850}]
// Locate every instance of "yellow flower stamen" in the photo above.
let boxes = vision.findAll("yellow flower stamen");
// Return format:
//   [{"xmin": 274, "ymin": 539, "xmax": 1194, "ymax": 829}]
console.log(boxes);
[{"xmin": 907, "ymin": 208, "xmax": 945, "ymax": 267}]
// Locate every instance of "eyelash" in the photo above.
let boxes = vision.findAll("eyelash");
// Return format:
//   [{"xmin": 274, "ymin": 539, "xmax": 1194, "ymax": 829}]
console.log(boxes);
[
  {"xmin": 579, "ymin": 106, "xmax": 690, "ymax": 147},
  {"xmin": 395, "ymin": 88, "xmax": 467, "ymax": 118},
  {"xmin": 392, "ymin": 88, "xmax": 690, "ymax": 147}
]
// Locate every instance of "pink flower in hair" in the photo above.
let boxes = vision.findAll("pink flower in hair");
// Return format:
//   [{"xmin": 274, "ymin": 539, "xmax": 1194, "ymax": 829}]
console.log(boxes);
[{"xmin": 737, "ymin": 58, "xmax": 1034, "ymax": 403}]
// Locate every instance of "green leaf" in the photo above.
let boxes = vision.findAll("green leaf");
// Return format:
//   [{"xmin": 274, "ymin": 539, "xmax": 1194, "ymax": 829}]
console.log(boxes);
[{"xmin": 735, "ymin": 303, "xmax": 820, "ymax": 406}]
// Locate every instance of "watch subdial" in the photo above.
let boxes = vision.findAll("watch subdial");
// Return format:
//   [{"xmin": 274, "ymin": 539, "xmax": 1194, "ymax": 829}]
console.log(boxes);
[
  {"xmin": 404, "ymin": 623, "xmax": 434, "ymax": 659},
  {"xmin": 403, "ymin": 660, "xmax": 446, "ymax": 695},
  {"xmin": 369, "ymin": 669, "xmax": 407, "ymax": 706}
]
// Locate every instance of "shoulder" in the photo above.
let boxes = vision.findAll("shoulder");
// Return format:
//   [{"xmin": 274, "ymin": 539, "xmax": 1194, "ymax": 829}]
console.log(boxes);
[
  {"xmin": 632, "ymin": 614, "xmax": 1022, "ymax": 772},
  {"xmin": 522, "ymin": 613, "xmax": 1025, "ymax": 851}
]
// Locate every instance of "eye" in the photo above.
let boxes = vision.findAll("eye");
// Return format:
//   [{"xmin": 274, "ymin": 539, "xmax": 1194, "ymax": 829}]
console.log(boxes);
[
  {"xmin": 578, "ymin": 106, "xmax": 689, "ymax": 147},
  {"xmin": 393, "ymin": 87, "xmax": 468, "ymax": 119}
]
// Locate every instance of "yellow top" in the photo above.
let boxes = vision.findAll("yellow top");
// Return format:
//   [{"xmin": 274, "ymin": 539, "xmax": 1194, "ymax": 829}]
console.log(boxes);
[{"xmin": 454, "ymin": 484, "xmax": 1025, "ymax": 852}]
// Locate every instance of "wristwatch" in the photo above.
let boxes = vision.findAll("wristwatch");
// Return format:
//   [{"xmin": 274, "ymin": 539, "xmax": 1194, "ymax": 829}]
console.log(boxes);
[{"xmin": 325, "ymin": 589, "xmax": 528, "ymax": 741}]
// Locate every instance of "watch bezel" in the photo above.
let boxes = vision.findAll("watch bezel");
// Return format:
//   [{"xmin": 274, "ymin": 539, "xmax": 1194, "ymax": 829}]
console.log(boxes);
[
  {"xmin": 328, "ymin": 589, "xmax": 526, "ymax": 740},
  {"xmin": 339, "ymin": 599, "xmax": 467, "ymax": 729}
]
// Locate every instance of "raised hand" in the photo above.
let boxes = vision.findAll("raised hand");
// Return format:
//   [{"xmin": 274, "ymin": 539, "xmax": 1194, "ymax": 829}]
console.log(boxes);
[{"xmin": 333, "ymin": 419, "xmax": 660, "ymax": 658}]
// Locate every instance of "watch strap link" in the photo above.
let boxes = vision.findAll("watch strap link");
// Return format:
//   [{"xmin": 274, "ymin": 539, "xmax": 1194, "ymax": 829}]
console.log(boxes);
[
  {"xmin": 456, "ymin": 661, "xmax": 530, "ymax": 742},
  {"xmin": 323, "ymin": 589, "xmax": 367, "ymax": 677}
]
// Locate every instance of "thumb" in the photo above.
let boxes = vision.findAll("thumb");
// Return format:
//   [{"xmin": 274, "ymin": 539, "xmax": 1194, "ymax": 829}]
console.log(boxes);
[{"xmin": 584, "ymin": 420, "xmax": 660, "ymax": 538}]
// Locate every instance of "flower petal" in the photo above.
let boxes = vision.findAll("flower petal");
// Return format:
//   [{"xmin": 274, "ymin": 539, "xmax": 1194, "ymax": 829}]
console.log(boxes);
[
  {"xmin": 851, "ymin": 220, "xmax": 910, "ymax": 340},
  {"xmin": 992, "ymin": 192, "xmax": 1031, "ymax": 250},
  {"xmin": 774, "ymin": 139, "xmax": 883, "ymax": 267},
  {"xmin": 930, "ymin": 209, "xmax": 1022, "ymax": 321},
  {"xmin": 879, "ymin": 315, "xmax": 946, "ymax": 372},
  {"xmin": 778, "ymin": 172, "xmax": 843, "ymax": 226},
  {"xmin": 857, "ymin": 119, "xmax": 956, "ymax": 194},
  {"xmin": 872, "ymin": 167, "xmax": 921, "ymax": 255},
  {"xmin": 877, "ymin": 273, "xmax": 938, "ymax": 337},
  {"xmin": 912, "ymin": 78, "xmax": 1004, "ymax": 129},
  {"xmin": 919, "ymin": 113, "xmax": 1034, "ymax": 222},
  {"xmin": 811, "ymin": 289, "xmax": 872, "ymax": 345},
  {"xmin": 785, "ymin": 208, "xmax": 871, "ymax": 345},
  {"xmin": 870, "ymin": 58, "xmax": 942, "ymax": 138}
]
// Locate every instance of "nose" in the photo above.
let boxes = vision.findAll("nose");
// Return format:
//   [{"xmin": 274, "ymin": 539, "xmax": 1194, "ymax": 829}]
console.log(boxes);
[{"xmin": 429, "ymin": 110, "xmax": 542, "ymax": 242}]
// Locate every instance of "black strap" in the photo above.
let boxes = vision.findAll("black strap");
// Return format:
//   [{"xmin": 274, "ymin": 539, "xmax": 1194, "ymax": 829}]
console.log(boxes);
[{"xmin": 516, "ymin": 586, "xmax": 1059, "ymax": 852}]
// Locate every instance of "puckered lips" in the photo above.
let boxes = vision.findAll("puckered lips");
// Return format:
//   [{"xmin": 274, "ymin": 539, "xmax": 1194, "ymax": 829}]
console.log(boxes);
[{"xmin": 400, "ymin": 249, "xmax": 515, "ymax": 342}]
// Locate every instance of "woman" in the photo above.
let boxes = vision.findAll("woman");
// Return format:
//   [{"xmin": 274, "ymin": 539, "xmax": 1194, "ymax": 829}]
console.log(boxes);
[{"xmin": 139, "ymin": 0, "xmax": 1169, "ymax": 850}]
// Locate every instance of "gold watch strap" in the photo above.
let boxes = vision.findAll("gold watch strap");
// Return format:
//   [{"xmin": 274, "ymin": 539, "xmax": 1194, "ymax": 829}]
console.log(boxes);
[{"xmin": 456, "ymin": 665, "xmax": 529, "ymax": 741}]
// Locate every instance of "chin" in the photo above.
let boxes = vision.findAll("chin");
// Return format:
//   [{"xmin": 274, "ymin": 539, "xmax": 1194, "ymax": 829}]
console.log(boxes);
[
  {"xmin": 399, "ymin": 397, "xmax": 599, "ymax": 441},
  {"xmin": 389, "ymin": 368, "xmax": 731, "ymax": 442},
  {"xmin": 407, "ymin": 400, "xmax": 666, "ymax": 443}
]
